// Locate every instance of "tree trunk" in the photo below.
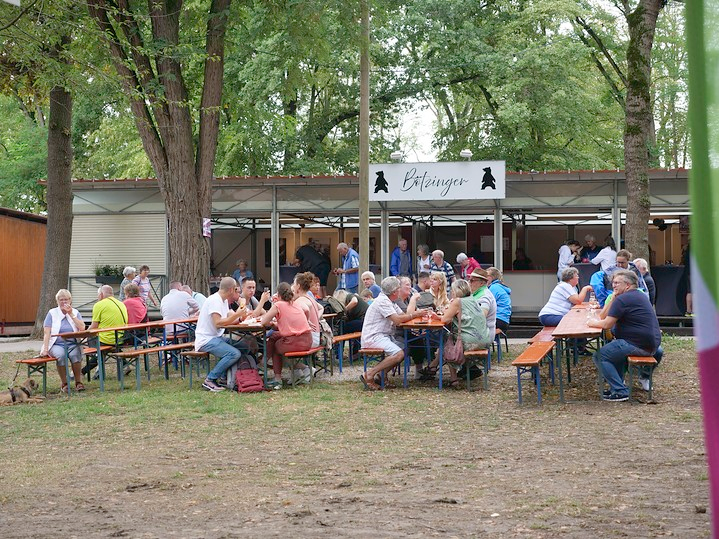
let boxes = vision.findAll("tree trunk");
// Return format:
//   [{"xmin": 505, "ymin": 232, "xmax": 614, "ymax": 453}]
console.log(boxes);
[
  {"xmin": 623, "ymin": 0, "xmax": 663, "ymax": 262},
  {"xmin": 32, "ymin": 84, "xmax": 73, "ymax": 338}
]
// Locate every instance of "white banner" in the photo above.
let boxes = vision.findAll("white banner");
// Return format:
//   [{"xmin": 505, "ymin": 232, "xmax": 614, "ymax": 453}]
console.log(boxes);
[{"xmin": 368, "ymin": 161, "xmax": 505, "ymax": 201}]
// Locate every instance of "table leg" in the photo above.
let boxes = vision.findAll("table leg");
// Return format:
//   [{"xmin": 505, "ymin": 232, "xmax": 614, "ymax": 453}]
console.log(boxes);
[
  {"xmin": 556, "ymin": 338, "xmax": 565, "ymax": 403},
  {"xmin": 438, "ymin": 330, "xmax": 444, "ymax": 390},
  {"xmin": 403, "ymin": 328, "xmax": 410, "ymax": 388}
]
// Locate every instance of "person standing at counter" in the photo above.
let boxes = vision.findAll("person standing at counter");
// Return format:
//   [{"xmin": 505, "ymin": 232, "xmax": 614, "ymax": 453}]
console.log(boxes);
[
  {"xmin": 591, "ymin": 236, "xmax": 617, "ymax": 271},
  {"xmin": 580, "ymin": 235, "xmax": 602, "ymax": 262},
  {"xmin": 512, "ymin": 248, "xmax": 534, "ymax": 270},
  {"xmin": 557, "ymin": 239, "xmax": 581, "ymax": 280}
]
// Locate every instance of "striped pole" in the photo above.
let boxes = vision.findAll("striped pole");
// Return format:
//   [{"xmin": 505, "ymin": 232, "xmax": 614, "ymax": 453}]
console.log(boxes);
[{"xmin": 686, "ymin": 0, "xmax": 719, "ymax": 534}]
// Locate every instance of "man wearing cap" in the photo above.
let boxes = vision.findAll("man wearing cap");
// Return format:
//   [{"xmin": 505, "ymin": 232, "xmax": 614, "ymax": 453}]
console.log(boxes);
[{"xmin": 468, "ymin": 268, "xmax": 497, "ymax": 336}]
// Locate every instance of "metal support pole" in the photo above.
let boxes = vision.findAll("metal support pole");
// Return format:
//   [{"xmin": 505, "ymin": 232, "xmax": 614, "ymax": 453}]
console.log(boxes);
[
  {"xmin": 613, "ymin": 179, "xmax": 622, "ymax": 246},
  {"xmin": 271, "ymin": 186, "xmax": 279, "ymax": 291},
  {"xmin": 494, "ymin": 207, "xmax": 503, "ymax": 272},
  {"xmin": 381, "ymin": 204, "xmax": 389, "ymax": 278}
]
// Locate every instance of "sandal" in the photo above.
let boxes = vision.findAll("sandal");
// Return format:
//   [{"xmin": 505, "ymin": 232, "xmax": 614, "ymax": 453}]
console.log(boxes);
[
  {"xmin": 75, "ymin": 382, "xmax": 86, "ymax": 392},
  {"xmin": 418, "ymin": 367, "xmax": 437, "ymax": 381},
  {"xmin": 447, "ymin": 379, "xmax": 462, "ymax": 389},
  {"xmin": 359, "ymin": 375, "xmax": 381, "ymax": 391},
  {"xmin": 61, "ymin": 384, "xmax": 68, "ymax": 394}
]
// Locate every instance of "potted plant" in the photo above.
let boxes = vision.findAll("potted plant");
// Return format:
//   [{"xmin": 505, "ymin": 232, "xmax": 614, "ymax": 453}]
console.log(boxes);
[{"xmin": 94, "ymin": 263, "xmax": 124, "ymax": 285}]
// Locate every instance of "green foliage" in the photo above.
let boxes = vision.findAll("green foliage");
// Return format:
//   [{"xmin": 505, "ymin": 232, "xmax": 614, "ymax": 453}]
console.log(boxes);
[
  {"xmin": 0, "ymin": 96, "xmax": 47, "ymax": 212},
  {"xmin": 93, "ymin": 263, "xmax": 124, "ymax": 277}
]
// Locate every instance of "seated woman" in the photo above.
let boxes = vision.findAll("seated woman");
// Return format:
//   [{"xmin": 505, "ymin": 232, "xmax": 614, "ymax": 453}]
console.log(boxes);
[
  {"xmin": 123, "ymin": 283, "xmax": 148, "ymax": 324},
  {"xmin": 261, "ymin": 282, "xmax": 313, "ymax": 388},
  {"xmin": 405, "ymin": 271, "xmax": 450, "ymax": 380},
  {"xmin": 421, "ymin": 279, "xmax": 492, "ymax": 387},
  {"xmin": 292, "ymin": 272, "xmax": 322, "ymax": 349},
  {"xmin": 428, "ymin": 271, "xmax": 450, "ymax": 313},
  {"xmin": 333, "ymin": 288, "xmax": 370, "ymax": 334},
  {"xmin": 39, "ymin": 289, "xmax": 87, "ymax": 393},
  {"xmin": 538, "ymin": 267, "xmax": 594, "ymax": 327}
]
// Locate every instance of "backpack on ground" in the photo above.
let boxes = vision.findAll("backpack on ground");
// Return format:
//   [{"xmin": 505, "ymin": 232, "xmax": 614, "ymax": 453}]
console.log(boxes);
[{"xmin": 235, "ymin": 368, "xmax": 265, "ymax": 393}]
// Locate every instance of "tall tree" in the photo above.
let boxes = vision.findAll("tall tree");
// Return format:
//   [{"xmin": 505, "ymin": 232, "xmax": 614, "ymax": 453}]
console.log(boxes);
[
  {"xmin": 623, "ymin": 0, "xmax": 665, "ymax": 261},
  {"xmin": 86, "ymin": 0, "xmax": 231, "ymax": 292}
]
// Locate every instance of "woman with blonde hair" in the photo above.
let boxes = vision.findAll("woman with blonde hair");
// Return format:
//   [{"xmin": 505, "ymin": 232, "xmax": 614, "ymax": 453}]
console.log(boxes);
[{"xmin": 39, "ymin": 289, "xmax": 87, "ymax": 393}]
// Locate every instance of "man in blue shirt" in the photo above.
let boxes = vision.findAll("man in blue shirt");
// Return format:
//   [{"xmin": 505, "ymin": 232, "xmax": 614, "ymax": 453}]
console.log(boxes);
[
  {"xmin": 588, "ymin": 270, "xmax": 663, "ymax": 402},
  {"xmin": 390, "ymin": 238, "xmax": 413, "ymax": 278},
  {"xmin": 334, "ymin": 242, "xmax": 360, "ymax": 293}
]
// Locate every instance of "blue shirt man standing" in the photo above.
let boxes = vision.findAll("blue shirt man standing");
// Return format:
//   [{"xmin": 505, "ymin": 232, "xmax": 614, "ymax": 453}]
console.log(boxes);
[{"xmin": 335, "ymin": 242, "xmax": 360, "ymax": 293}]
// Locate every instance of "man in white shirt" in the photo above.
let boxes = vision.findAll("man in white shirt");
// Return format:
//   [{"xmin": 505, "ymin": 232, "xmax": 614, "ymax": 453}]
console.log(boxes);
[
  {"xmin": 161, "ymin": 281, "xmax": 200, "ymax": 320},
  {"xmin": 194, "ymin": 277, "xmax": 251, "ymax": 392},
  {"xmin": 359, "ymin": 276, "xmax": 425, "ymax": 390}
]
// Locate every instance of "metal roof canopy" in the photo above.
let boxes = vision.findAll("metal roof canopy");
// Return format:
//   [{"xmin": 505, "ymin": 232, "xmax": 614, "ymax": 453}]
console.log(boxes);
[{"xmin": 70, "ymin": 169, "xmax": 690, "ymax": 282}]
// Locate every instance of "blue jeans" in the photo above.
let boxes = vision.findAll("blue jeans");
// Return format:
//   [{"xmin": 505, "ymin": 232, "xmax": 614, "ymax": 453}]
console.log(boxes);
[
  {"xmin": 539, "ymin": 314, "xmax": 563, "ymax": 327},
  {"xmin": 200, "ymin": 336, "xmax": 250, "ymax": 380},
  {"xmin": 593, "ymin": 339, "xmax": 663, "ymax": 397}
]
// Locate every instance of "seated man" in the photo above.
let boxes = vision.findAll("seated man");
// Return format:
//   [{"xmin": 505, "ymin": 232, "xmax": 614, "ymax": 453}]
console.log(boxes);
[
  {"xmin": 194, "ymin": 277, "xmax": 253, "ymax": 392},
  {"xmin": 469, "ymin": 268, "xmax": 497, "ymax": 336},
  {"xmin": 239, "ymin": 279, "xmax": 270, "ymax": 319},
  {"xmin": 413, "ymin": 271, "xmax": 431, "ymax": 293},
  {"xmin": 588, "ymin": 270, "xmax": 663, "ymax": 401},
  {"xmin": 182, "ymin": 285, "xmax": 207, "ymax": 310},
  {"xmin": 591, "ymin": 249, "xmax": 648, "ymax": 307},
  {"xmin": 162, "ymin": 281, "xmax": 200, "ymax": 318},
  {"xmin": 361, "ymin": 271, "xmax": 382, "ymax": 298},
  {"xmin": 359, "ymin": 276, "xmax": 425, "ymax": 390},
  {"xmin": 89, "ymin": 285, "xmax": 129, "ymax": 348},
  {"xmin": 429, "ymin": 250, "xmax": 455, "ymax": 293}
]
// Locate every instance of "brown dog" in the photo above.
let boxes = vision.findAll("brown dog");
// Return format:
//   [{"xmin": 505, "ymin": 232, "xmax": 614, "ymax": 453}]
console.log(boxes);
[{"xmin": 0, "ymin": 378, "xmax": 44, "ymax": 406}]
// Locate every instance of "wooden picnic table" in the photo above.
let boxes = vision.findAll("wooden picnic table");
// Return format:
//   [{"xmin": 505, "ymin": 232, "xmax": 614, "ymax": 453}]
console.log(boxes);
[
  {"xmin": 551, "ymin": 304, "xmax": 602, "ymax": 402},
  {"xmin": 397, "ymin": 318, "xmax": 448, "ymax": 389},
  {"xmin": 54, "ymin": 318, "xmax": 198, "ymax": 392}
]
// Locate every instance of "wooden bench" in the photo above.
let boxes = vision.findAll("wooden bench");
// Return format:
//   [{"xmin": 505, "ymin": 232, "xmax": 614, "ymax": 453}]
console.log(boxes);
[
  {"xmin": 283, "ymin": 346, "xmax": 324, "ymax": 387},
  {"xmin": 15, "ymin": 356, "xmax": 58, "ymax": 397},
  {"xmin": 106, "ymin": 342, "xmax": 195, "ymax": 390},
  {"xmin": 511, "ymin": 341, "xmax": 556, "ymax": 404},
  {"xmin": 528, "ymin": 327, "xmax": 557, "ymax": 343},
  {"xmin": 332, "ymin": 331, "xmax": 362, "ymax": 372},
  {"xmin": 82, "ymin": 345, "xmax": 115, "ymax": 381},
  {"xmin": 179, "ymin": 351, "xmax": 211, "ymax": 388},
  {"xmin": 357, "ymin": 348, "xmax": 389, "ymax": 388},
  {"xmin": 627, "ymin": 355, "xmax": 658, "ymax": 401},
  {"xmin": 461, "ymin": 349, "xmax": 489, "ymax": 391}
]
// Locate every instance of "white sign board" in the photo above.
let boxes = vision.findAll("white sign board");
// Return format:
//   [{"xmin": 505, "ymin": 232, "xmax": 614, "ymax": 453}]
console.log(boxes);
[{"xmin": 368, "ymin": 161, "xmax": 505, "ymax": 202}]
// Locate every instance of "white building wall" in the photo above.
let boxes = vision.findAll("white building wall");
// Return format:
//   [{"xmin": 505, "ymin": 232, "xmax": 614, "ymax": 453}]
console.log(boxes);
[{"xmin": 68, "ymin": 213, "xmax": 167, "ymax": 310}]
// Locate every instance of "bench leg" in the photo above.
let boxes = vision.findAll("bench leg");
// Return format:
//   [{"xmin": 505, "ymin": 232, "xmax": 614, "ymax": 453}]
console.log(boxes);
[
  {"xmin": 534, "ymin": 366, "xmax": 541, "ymax": 404},
  {"xmin": 516, "ymin": 367, "xmax": 523, "ymax": 404}
]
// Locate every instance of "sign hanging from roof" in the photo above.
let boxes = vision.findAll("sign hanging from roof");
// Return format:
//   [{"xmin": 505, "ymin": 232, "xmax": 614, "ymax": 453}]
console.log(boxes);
[{"xmin": 368, "ymin": 161, "xmax": 506, "ymax": 202}]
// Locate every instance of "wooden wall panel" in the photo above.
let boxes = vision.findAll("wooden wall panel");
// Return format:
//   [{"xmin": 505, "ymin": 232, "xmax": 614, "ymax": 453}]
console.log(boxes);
[{"xmin": 0, "ymin": 214, "xmax": 46, "ymax": 324}]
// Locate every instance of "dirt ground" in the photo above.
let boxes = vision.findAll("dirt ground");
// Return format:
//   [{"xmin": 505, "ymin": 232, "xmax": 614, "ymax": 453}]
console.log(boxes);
[{"xmin": 0, "ymin": 339, "xmax": 710, "ymax": 538}]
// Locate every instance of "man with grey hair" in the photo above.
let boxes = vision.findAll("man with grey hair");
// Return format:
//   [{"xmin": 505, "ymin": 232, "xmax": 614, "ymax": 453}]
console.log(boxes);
[
  {"xmin": 430, "ymin": 249, "xmax": 454, "ymax": 293},
  {"xmin": 633, "ymin": 258, "xmax": 655, "ymax": 305},
  {"xmin": 334, "ymin": 242, "xmax": 360, "ymax": 293},
  {"xmin": 359, "ymin": 276, "xmax": 425, "ymax": 390},
  {"xmin": 580, "ymin": 234, "xmax": 601, "ymax": 262},
  {"xmin": 119, "ymin": 266, "xmax": 136, "ymax": 301},
  {"xmin": 588, "ymin": 270, "xmax": 663, "ymax": 401},
  {"xmin": 361, "ymin": 270, "xmax": 382, "ymax": 298},
  {"xmin": 89, "ymin": 285, "xmax": 129, "ymax": 346}
]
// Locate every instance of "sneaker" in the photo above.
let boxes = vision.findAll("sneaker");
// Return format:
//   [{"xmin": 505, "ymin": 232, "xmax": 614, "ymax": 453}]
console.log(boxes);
[
  {"xmin": 602, "ymin": 389, "xmax": 611, "ymax": 398},
  {"xmin": 639, "ymin": 377, "xmax": 651, "ymax": 392},
  {"xmin": 297, "ymin": 373, "xmax": 312, "ymax": 385},
  {"xmin": 216, "ymin": 377, "xmax": 228, "ymax": 388},
  {"xmin": 266, "ymin": 379, "xmax": 282, "ymax": 390},
  {"xmin": 202, "ymin": 379, "xmax": 225, "ymax": 392},
  {"xmin": 602, "ymin": 393, "xmax": 629, "ymax": 402}
]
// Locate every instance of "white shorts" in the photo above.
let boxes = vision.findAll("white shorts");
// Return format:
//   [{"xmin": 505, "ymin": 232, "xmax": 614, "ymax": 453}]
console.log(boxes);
[{"xmin": 363, "ymin": 335, "xmax": 403, "ymax": 356}]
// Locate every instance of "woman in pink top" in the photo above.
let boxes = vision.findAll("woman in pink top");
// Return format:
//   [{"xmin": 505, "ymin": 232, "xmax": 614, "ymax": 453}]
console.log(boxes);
[
  {"xmin": 261, "ymin": 282, "xmax": 312, "ymax": 385},
  {"xmin": 123, "ymin": 283, "xmax": 148, "ymax": 323}
]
